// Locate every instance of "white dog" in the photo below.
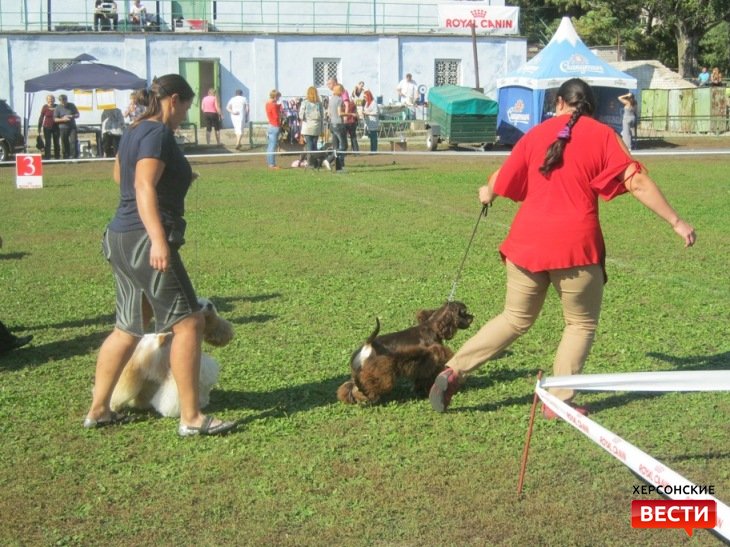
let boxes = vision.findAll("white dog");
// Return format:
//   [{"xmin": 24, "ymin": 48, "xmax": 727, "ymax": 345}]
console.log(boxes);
[{"xmin": 110, "ymin": 298, "xmax": 234, "ymax": 417}]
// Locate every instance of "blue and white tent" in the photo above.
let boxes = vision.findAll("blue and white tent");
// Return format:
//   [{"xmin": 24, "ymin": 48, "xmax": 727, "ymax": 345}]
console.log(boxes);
[{"xmin": 496, "ymin": 17, "xmax": 637, "ymax": 145}]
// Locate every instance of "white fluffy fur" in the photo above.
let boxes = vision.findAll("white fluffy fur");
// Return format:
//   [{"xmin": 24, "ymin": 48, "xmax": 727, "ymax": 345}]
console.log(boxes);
[{"xmin": 109, "ymin": 298, "xmax": 234, "ymax": 418}]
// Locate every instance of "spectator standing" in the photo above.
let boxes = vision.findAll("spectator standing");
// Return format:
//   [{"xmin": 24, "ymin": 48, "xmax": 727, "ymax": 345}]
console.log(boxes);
[
  {"xmin": 351, "ymin": 81, "xmax": 367, "ymax": 120},
  {"xmin": 327, "ymin": 77, "xmax": 350, "ymax": 103},
  {"xmin": 362, "ymin": 89, "xmax": 380, "ymax": 153},
  {"xmin": 328, "ymin": 84, "xmax": 347, "ymax": 172},
  {"xmin": 84, "ymin": 74, "xmax": 236, "ymax": 437},
  {"xmin": 101, "ymin": 106, "xmax": 125, "ymax": 157},
  {"xmin": 265, "ymin": 89, "xmax": 282, "ymax": 169},
  {"xmin": 226, "ymin": 89, "xmax": 249, "ymax": 150},
  {"xmin": 618, "ymin": 92, "xmax": 637, "ymax": 150},
  {"xmin": 396, "ymin": 73, "xmax": 418, "ymax": 118},
  {"xmin": 201, "ymin": 88, "xmax": 222, "ymax": 145},
  {"xmin": 429, "ymin": 78, "xmax": 696, "ymax": 418},
  {"xmin": 343, "ymin": 90, "xmax": 360, "ymax": 153},
  {"xmin": 38, "ymin": 94, "xmax": 60, "ymax": 160},
  {"xmin": 298, "ymin": 86, "xmax": 324, "ymax": 167},
  {"xmin": 54, "ymin": 94, "xmax": 80, "ymax": 159}
]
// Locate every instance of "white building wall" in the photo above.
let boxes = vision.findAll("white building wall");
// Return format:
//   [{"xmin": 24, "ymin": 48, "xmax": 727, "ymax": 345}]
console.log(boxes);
[{"xmin": 1, "ymin": 32, "xmax": 526, "ymax": 128}]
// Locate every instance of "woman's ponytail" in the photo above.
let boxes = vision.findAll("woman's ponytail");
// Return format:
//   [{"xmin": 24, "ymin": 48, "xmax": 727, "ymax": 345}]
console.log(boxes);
[{"xmin": 539, "ymin": 79, "xmax": 596, "ymax": 176}]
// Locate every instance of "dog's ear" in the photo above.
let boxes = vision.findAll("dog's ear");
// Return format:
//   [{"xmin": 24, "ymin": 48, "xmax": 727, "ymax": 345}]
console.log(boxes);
[
  {"xmin": 416, "ymin": 309, "xmax": 436, "ymax": 324},
  {"xmin": 204, "ymin": 316, "xmax": 235, "ymax": 347},
  {"xmin": 431, "ymin": 305, "xmax": 459, "ymax": 340}
]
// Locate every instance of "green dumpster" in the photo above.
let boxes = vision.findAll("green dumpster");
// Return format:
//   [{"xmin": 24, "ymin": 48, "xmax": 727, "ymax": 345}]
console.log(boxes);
[{"xmin": 426, "ymin": 85, "xmax": 499, "ymax": 151}]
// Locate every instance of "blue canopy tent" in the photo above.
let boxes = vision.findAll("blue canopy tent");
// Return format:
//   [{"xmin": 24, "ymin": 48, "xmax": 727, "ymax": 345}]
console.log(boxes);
[
  {"xmin": 22, "ymin": 54, "xmax": 146, "ymax": 151},
  {"xmin": 496, "ymin": 17, "xmax": 637, "ymax": 145}
]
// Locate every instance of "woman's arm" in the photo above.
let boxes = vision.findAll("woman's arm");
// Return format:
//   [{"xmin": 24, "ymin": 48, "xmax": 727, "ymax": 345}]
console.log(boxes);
[
  {"xmin": 622, "ymin": 161, "xmax": 696, "ymax": 247},
  {"xmin": 113, "ymin": 156, "xmax": 121, "ymax": 184},
  {"xmin": 478, "ymin": 168, "xmax": 501, "ymax": 205},
  {"xmin": 134, "ymin": 157, "xmax": 170, "ymax": 271}
]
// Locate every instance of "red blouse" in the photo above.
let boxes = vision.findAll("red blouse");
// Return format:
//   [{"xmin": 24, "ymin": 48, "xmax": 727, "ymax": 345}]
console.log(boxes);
[
  {"xmin": 494, "ymin": 114, "xmax": 635, "ymax": 275},
  {"xmin": 39, "ymin": 104, "xmax": 56, "ymax": 129},
  {"xmin": 266, "ymin": 101, "xmax": 282, "ymax": 127}
]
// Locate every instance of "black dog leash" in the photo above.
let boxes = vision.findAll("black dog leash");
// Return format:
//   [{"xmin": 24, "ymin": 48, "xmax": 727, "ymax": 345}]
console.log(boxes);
[{"xmin": 448, "ymin": 204, "xmax": 489, "ymax": 302}]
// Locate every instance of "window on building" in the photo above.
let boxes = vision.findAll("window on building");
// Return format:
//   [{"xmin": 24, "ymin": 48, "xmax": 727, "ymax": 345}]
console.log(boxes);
[
  {"xmin": 314, "ymin": 59, "xmax": 340, "ymax": 88},
  {"xmin": 49, "ymin": 59, "xmax": 75, "ymax": 73},
  {"xmin": 434, "ymin": 59, "xmax": 461, "ymax": 86}
]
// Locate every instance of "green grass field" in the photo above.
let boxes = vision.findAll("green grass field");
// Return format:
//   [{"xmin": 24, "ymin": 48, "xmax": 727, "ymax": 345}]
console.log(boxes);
[{"xmin": 1, "ymin": 152, "xmax": 728, "ymax": 546}]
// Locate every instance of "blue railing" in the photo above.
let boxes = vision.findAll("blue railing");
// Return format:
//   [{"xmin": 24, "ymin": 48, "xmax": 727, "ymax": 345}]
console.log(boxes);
[{"xmin": 0, "ymin": 1, "xmax": 442, "ymax": 34}]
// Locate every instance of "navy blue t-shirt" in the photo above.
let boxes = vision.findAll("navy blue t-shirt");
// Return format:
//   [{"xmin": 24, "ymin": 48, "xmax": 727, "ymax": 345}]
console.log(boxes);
[{"xmin": 108, "ymin": 120, "xmax": 193, "ymax": 232}]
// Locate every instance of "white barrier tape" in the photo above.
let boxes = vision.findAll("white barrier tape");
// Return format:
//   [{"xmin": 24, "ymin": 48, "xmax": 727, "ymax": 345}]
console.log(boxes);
[
  {"xmin": 540, "ymin": 370, "xmax": 730, "ymax": 392},
  {"xmin": 536, "ymin": 385, "xmax": 730, "ymax": 540}
]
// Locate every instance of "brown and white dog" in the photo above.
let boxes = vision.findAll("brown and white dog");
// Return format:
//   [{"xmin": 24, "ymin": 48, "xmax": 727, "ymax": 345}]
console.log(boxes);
[
  {"xmin": 337, "ymin": 301, "xmax": 473, "ymax": 404},
  {"xmin": 109, "ymin": 298, "xmax": 234, "ymax": 417}
]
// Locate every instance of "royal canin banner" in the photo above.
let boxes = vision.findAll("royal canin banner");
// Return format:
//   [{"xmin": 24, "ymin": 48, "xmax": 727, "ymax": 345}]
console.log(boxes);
[{"xmin": 437, "ymin": 4, "xmax": 519, "ymax": 35}]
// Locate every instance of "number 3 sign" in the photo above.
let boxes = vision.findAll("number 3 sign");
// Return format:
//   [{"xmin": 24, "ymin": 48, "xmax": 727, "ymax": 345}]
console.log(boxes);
[{"xmin": 16, "ymin": 154, "xmax": 44, "ymax": 189}]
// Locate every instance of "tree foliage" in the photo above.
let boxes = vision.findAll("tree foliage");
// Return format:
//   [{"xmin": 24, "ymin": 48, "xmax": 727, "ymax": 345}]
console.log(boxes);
[{"xmin": 515, "ymin": 0, "xmax": 730, "ymax": 78}]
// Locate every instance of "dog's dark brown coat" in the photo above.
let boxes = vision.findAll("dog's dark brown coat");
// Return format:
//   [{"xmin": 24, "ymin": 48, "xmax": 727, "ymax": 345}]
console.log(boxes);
[{"xmin": 337, "ymin": 301, "xmax": 473, "ymax": 404}]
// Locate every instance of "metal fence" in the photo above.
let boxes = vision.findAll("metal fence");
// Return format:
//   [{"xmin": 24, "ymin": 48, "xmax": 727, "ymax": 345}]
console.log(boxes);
[{"xmin": 0, "ymin": 0, "xmax": 441, "ymax": 34}]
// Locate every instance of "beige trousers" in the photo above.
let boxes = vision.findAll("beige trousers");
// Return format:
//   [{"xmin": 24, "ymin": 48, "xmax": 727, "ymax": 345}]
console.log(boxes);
[{"xmin": 447, "ymin": 260, "xmax": 604, "ymax": 401}]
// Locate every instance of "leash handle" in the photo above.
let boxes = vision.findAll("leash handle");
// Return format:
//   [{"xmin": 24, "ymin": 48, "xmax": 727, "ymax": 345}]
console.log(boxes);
[{"xmin": 447, "ymin": 204, "xmax": 489, "ymax": 302}]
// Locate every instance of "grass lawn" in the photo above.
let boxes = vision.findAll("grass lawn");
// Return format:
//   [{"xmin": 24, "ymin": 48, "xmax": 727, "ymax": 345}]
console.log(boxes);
[{"xmin": 1, "ymin": 151, "xmax": 728, "ymax": 546}]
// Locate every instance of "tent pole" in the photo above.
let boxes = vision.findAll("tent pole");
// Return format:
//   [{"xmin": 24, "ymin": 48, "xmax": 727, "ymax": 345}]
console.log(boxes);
[{"xmin": 471, "ymin": 25, "xmax": 480, "ymax": 91}]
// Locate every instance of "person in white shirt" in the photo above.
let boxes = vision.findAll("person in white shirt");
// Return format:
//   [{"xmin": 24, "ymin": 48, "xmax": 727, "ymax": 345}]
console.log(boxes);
[
  {"xmin": 226, "ymin": 89, "xmax": 249, "ymax": 150},
  {"xmin": 396, "ymin": 73, "xmax": 418, "ymax": 118}
]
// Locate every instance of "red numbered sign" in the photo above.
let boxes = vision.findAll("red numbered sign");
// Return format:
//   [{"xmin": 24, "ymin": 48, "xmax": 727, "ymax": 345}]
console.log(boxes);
[{"xmin": 15, "ymin": 154, "xmax": 44, "ymax": 189}]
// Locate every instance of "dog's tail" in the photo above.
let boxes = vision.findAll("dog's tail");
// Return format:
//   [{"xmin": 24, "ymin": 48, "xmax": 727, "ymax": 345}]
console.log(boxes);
[
  {"xmin": 337, "ymin": 379, "xmax": 368, "ymax": 404},
  {"xmin": 365, "ymin": 317, "xmax": 381, "ymax": 344}
]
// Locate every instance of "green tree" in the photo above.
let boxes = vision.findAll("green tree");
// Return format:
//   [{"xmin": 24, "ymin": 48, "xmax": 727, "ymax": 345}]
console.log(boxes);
[
  {"xmin": 645, "ymin": 0, "xmax": 730, "ymax": 77},
  {"xmin": 516, "ymin": 0, "xmax": 730, "ymax": 78}
]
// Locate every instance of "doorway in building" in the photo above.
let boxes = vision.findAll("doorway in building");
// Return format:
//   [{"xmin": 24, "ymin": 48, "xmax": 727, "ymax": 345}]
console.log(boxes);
[{"xmin": 179, "ymin": 59, "xmax": 220, "ymax": 128}]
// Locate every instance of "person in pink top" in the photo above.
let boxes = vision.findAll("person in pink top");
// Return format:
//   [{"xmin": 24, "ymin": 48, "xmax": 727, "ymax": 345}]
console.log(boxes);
[
  {"xmin": 201, "ymin": 88, "xmax": 222, "ymax": 145},
  {"xmin": 429, "ymin": 78, "xmax": 696, "ymax": 418}
]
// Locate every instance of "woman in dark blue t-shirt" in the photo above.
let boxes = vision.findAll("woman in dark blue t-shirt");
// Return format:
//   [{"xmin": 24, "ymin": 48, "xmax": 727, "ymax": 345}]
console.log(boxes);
[{"xmin": 84, "ymin": 74, "xmax": 236, "ymax": 437}]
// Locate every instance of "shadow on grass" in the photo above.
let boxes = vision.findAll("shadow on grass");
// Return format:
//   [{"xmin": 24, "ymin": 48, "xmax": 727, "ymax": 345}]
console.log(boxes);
[
  {"xmin": 4, "ymin": 293, "xmax": 281, "ymax": 369},
  {"xmin": 207, "ymin": 375, "xmax": 346, "ymax": 417},
  {"xmin": 442, "ymin": 349, "xmax": 730, "ymax": 416},
  {"xmin": 0, "ymin": 252, "xmax": 30, "ymax": 260},
  {"xmin": 0, "ymin": 330, "xmax": 107, "ymax": 371},
  {"xmin": 452, "ymin": 363, "xmax": 538, "ymax": 413}
]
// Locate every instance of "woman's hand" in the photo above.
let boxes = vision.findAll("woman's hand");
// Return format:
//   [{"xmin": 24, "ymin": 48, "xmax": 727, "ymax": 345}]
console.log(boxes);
[
  {"xmin": 149, "ymin": 238, "xmax": 170, "ymax": 272},
  {"xmin": 478, "ymin": 184, "xmax": 494, "ymax": 205},
  {"xmin": 672, "ymin": 218, "xmax": 697, "ymax": 248},
  {"xmin": 479, "ymin": 170, "xmax": 500, "ymax": 205}
]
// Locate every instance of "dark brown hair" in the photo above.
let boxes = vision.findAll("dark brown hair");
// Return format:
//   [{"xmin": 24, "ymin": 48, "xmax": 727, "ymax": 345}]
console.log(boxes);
[
  {"xmin": 132, "ymin": 74, "xmax": 195, "ymax": 127},
  {"xmin": 539, "ymin": 78, "xmax": 596, "ymax": 176}
]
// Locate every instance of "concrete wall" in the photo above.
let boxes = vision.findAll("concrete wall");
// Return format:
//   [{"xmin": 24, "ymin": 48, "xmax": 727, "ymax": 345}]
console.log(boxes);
[{"xmin": 1, "ymin": 32, "xmax": 525, "ymax": 128}]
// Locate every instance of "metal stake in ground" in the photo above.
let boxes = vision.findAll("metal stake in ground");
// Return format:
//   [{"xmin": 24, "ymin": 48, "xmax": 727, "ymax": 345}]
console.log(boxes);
[
  {"xmin": 517, "ymin": 369, "xmax": 544, "ymax": 499},
  {"xmin": 447, "ymin": 204, "xmax": 489, "ymax": 302}
]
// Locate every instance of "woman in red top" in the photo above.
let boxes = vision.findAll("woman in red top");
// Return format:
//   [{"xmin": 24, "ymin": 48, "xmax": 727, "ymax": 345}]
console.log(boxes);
[
  {"xmin": 37, "ymin": 94, "xmax": 60, "ymax": 159},
  {"xmin": 265, "ymin": 89, "xmax": 282, "ymax": 169},
  {"xmin": 430, "ymin": 78, "xmax": 696, "ymax": 417}
]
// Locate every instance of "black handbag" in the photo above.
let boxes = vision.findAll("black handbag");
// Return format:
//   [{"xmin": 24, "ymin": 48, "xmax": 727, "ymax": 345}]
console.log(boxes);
[{"xmin": 36, "ymin": 134, "xmax": 45, "ymax": 151}]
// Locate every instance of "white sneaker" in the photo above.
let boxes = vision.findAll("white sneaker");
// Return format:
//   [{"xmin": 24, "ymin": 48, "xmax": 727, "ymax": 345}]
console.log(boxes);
[{"xmin": 322, "ymin": 159, "xmax": 331, "ymax": 171}]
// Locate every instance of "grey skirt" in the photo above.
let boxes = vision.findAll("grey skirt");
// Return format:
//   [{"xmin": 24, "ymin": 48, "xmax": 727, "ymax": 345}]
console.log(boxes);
[{"xmin": 102, "ymin": 228, "xmax": 199, "ymax": 336}]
